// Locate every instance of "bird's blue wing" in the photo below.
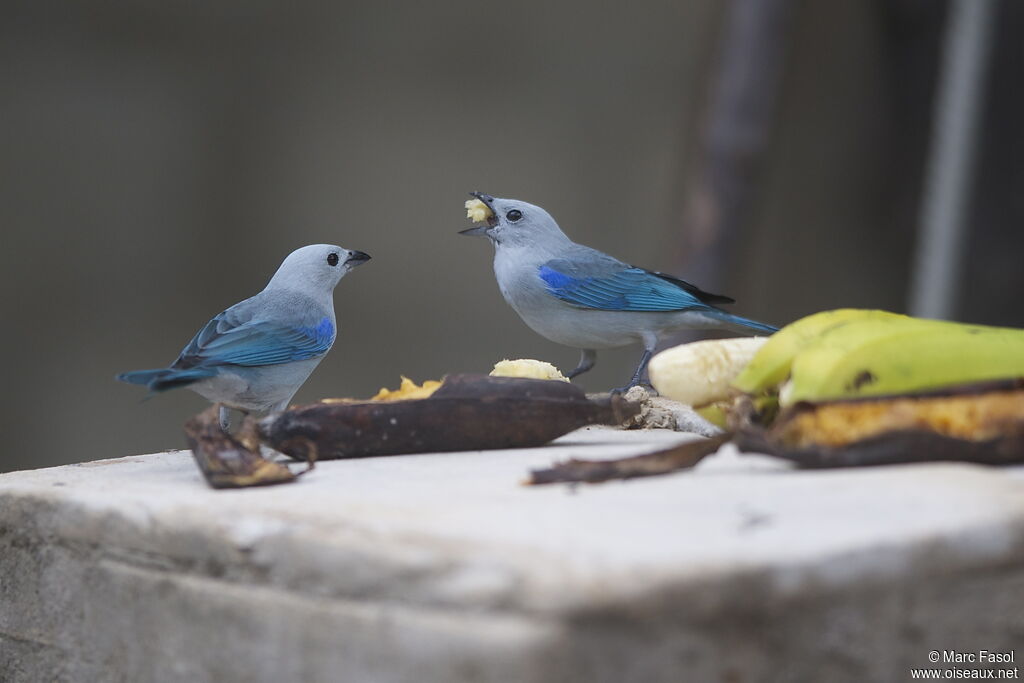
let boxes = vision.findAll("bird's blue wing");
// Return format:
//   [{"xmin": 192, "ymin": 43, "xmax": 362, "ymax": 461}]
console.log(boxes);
[
  {"xmin": 175, "ymin": 310, "xmax": 335, "ymax": 368},
  {"xmin": 538, "ymin": 259, "xmax": 714, "ymax": 312}
]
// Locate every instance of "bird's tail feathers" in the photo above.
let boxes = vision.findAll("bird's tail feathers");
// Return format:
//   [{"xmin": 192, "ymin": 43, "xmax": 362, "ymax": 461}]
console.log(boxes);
[
  {"xmin": 115, "ymin": 367, "xmax": 215, "ymax": 392},
  {"xmin": 706, "ymin": 311, "xmax": 779, "ymax": 335},
  {"xmin": 116, "ymin": 368, "xmax": 167, "ymax": 386}
]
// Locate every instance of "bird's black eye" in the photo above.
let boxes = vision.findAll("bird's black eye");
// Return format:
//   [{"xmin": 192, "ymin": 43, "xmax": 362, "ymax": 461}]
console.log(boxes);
[
  {"xmin": 327, "ymin": 253, "xmax": 339, "ymax": 266},
  {"xmin": 506, "ymin": 209, "xmax": 523, "ymax": 222}
]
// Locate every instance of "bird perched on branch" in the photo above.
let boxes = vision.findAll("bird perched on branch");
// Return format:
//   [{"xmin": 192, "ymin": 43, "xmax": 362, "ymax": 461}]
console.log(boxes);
[
  {"xmin": 460, "ymin": 192, "xmax": 776, "ymax": 391},
  {"xmin": 117, "ymin": 244, "xmax": 371, "ymax": 427}
]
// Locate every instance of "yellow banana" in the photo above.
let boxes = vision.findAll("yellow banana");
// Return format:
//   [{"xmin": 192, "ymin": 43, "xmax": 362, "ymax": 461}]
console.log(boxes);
[
  {"xmin": 781, "ymin": 317, "xmax": 1024, "ymax": 406},
  {"xmin": 732, "ymin": 309, "xmax": 906, "ymax": 394}
]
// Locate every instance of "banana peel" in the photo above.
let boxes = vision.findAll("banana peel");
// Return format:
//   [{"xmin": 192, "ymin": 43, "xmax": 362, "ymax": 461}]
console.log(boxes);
[
  {"xmin": 695, "ymin": 403, "xmax": 729, "ymax": 429},
  {"xmin": 732, "ymin": 380, "xmax": 1024, "ymax": 468},
  {"xmin": 528, "ymin": 434, "xmax": 730, "ymax": 485},
  {"xmin": 781, "ymin": 317, "xmax": 1024, "ymax": 405},
  {"xmin": 732, "ymin": 309, "xmax": 904, "ymax": 395},
  {"xmin": 256, "ymin": 374, "xmax": 639, "ymax": 462},
  {"xmin": 733, "ymin": 309, "xmax": 1024, "ymax": 407},
  {"xmin": 722, "ymin": 309, "xmax": 1024, "ymax": 468},
  {"xmin": 184, "ymin": 375, "xmax": 640, "ymax": 488},
  {"xmin": 695, "ymin": 395, "xmax": 779, "ymax": 430},
  {"xmin": 184, "ymin": 405, "xmax": 304, "ymax": 489}
]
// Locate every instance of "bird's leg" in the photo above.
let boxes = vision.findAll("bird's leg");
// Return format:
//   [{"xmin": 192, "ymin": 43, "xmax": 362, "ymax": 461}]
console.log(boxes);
[
  {"xmin": 218, "ymin": 405, "xmax": 231, "ymax": 431},
  {"xmin": 611, "ymin": 337, "xmax": 658, "ymax": 394},
  {"xmin": 566, "ymin": 349, "xmax": 597, "ymax": 379},
  {"xmin": 610, "ymin": 350, "xmax": 653, "ymax": 394}
]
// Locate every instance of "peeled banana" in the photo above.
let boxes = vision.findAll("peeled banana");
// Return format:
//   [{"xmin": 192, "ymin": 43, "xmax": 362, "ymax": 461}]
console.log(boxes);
[{"xmin": 649, "ymin": 337, "xmax": 768, "ymax": 406}]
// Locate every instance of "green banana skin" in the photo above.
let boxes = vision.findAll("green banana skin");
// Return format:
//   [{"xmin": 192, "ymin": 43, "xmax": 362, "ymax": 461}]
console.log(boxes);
[
  {"xmin": 732, "ymin": 309, "xmax": 906, "ymax": 394},
  {"xmin": 781, "ymin": 318, "xmax": 1024, "ymax": 405}
]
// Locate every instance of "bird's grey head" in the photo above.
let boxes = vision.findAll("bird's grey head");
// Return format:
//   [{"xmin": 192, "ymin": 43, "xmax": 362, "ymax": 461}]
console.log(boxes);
[
  {"xmin": 267, "ymin": 244, "xmax": 371, "ymax": 293},
  {"xmin": 459, "ymin": 193, "xmax": 569, "ymax": 248}
]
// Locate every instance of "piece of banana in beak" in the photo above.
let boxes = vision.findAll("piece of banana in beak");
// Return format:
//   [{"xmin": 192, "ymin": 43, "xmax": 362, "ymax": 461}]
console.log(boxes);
[{"xmin": 465, "ymin": 199, "xmax": 494, "ymax": 223}]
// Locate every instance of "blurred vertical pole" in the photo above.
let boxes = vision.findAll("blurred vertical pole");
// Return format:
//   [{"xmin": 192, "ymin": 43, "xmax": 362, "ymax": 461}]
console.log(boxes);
[
  {"xmin": 675, "ymin": 0, "xmax": 795, "ymax": 294},
  {"xmin": 908, "ymin": 0, "xmax": 996, "ymax": 320}
]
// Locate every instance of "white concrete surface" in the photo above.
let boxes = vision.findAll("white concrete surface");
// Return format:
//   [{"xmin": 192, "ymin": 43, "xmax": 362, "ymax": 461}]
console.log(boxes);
[{"xmin": 2, "ymin": 427, "xmax": 1024, "ymax": 682}]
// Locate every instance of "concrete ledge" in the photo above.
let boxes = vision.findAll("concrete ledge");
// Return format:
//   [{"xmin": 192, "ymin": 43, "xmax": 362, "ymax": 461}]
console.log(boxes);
[{"xmin": 3, "ymin": 427, "xmax": 1024, "ymax": 682}]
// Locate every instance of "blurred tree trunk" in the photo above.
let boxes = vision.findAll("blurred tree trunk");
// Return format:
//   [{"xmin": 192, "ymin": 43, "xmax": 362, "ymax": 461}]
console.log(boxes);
[
  {"xmin": 960, "ymin": 0, "xmax": 1024, "ymax": 326},
  {"xmin": 675, "ymin": 0, "xmax": 796, "ymax": 295},
  {"xmin": 673, "ymin": 0, "xmax": 963, "ymax": 337}
]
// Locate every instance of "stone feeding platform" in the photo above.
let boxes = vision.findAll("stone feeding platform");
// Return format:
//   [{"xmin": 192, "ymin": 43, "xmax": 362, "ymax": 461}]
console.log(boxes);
[{"xmin": 2, "ymin": 427, "xmax": 1024, "ymax": 682}]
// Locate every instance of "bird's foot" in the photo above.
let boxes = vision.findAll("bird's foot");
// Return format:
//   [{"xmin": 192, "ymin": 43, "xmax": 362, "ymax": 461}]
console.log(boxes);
[
  {"xmin": 218, "ymin": 405, "xmax": 231, "ymax": 431},
  {"xmin": 609, "ymin": 381, "xmax": 656, "ymax": 396},
  {"xmin": 566, "ymin": 349, "xmax": 596, "ymax": 380}
]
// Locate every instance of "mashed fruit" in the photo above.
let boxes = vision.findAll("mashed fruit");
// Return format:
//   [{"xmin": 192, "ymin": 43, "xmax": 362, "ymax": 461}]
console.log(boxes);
[
  {"xmin": 465, "ymin": 199, "xmax": 493, "ymax": 223},
  {"xmin": 490, "ymin": 359, "xmax": 569, "ymax": 382}
]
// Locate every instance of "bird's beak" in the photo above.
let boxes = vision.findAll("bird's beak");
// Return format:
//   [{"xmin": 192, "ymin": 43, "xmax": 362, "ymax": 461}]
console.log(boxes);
[
  {"xmin": 459, "ymin": 191, "xmax": 498, "ymax": 236},
  {"xmin": 346, "ymin": 250, "xmax": 372, "ymax": 266}
]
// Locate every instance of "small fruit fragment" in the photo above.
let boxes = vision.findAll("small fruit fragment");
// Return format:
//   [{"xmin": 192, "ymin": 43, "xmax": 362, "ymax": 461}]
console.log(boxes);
[
  {"xmin": 490, "ymin": 359, "xmax": 569, "ymax": 382},
  {"xmin": 465, "ymin": 199, "xmax": 493, "ymax": 223},
  {"xmin": 371, "ymin": 376, "xmax": 443, "ymax": 401}
]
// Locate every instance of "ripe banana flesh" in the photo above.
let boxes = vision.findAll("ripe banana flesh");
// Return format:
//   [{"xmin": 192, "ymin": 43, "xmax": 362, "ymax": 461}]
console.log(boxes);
[
  {"xmin": 775, "ymin": 384, "xmax": 1024, "ymax": 449},
  {"xmin": 490, "ymin": 358, "xmax": 569, "ymax": 382},
  {"xmin": 465, "ymin": 199, "xmax": 493, "ymax": 223},
  {"xmin": 649, "ymin": 336, "xmax": 768, "ymax": 406}
]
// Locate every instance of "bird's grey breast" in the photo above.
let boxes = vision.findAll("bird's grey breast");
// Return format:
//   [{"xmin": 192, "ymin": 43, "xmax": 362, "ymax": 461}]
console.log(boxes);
[
  {"xmin": 492, "ymin": 245, "xmax": 552, "ymax": 314},
  {"xmin": 258, "ymin": 288, "xmax": 336, "ymax": 329}
]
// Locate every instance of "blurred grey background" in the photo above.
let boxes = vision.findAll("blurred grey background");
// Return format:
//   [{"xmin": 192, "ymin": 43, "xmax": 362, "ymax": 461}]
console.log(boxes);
[{"xmin": 2, "ymin": 0, "xmax": 1022, "ymax": 472}]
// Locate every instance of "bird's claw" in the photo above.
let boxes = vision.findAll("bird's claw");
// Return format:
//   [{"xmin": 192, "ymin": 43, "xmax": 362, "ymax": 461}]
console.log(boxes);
[{"xmin": 609, "ymin": 381, "xmax": 656, "ymax": 396}]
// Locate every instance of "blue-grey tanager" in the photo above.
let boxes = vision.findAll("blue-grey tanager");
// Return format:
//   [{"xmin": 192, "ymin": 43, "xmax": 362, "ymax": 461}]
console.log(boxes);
[
  {"xmin": 460, "ymin": 193, "xmax": 777, "ymax": 390},
  {"xmin": 117, "ymin": 244, "xmax": 371, "ymax": 426}
]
